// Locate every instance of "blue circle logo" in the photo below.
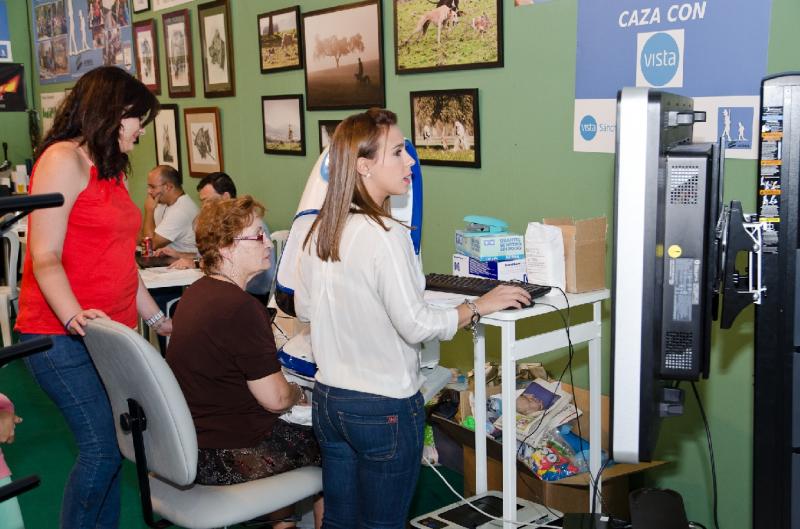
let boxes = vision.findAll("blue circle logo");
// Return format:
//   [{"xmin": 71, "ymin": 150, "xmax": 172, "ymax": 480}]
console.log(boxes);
[
  {"xmin": 640, "ymin": 32, "xmax": 680, "ymax": 87},
  {"xmin": 579, "ymin": 115, "xmax": 598, "ymax": 141}
]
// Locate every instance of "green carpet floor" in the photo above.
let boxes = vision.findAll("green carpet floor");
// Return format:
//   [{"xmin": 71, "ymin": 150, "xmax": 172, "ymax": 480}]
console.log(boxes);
[{"xmin": 1, "ymin": 357, "xmax": 464, "ymax": 528}]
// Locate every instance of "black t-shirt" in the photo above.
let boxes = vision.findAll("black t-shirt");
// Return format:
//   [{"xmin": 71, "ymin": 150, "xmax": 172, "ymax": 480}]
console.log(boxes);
[{"xmin": 167, "ymin": 276, "xmax": 281, "ymax": 449}]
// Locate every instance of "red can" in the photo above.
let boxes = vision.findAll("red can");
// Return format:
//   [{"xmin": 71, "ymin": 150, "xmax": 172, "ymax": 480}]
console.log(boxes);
[{"xmin": 143, "ymin": 237, "xmax": 153, "ymax": 257}]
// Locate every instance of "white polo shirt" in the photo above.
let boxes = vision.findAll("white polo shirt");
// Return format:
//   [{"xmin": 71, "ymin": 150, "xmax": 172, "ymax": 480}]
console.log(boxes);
[
  {"xmin": 154, "ymin": 194, "xmax": 199, "ymax": 253},
  {"xmin": 295, "ymin": 214, "xmax": 458, "ymax": 399}
]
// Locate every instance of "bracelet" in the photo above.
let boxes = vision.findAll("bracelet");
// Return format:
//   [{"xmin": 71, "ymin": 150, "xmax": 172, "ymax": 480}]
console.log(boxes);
[
  {"xmin": 463, "ymin": 299, "xmax": 481, "ymax": 343},
  {"xmin": 144, "ymin": 310, "xmax": 165, "ymax": 328},
  {"xmin": 63, "ymin": 313, "xmax": 79, "ymax": 332},
  {"xmin": 289, "ymin": 382, "xmax": 306, "ymax": 404}
]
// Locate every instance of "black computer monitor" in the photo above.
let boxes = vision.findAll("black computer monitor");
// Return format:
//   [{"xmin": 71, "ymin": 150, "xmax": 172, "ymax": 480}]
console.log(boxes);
[{"xmin": 610, "ymin": 87, "xmax": 724, "ymax": 463}]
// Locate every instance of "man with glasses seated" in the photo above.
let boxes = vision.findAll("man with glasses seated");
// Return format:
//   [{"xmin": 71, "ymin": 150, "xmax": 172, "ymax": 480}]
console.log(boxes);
[{"xmin": 141, "ymin": 164, "xmax": 199, "ymax": 254}]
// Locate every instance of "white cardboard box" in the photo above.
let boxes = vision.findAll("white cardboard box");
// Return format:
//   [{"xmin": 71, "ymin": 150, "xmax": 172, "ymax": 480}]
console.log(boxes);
[
  {"xmin": 452, "ymin": 254, "xmax": 527, "ymax": 281},
  {"xmin": 454, "ymin": 231, "xmax": 525, "ymax": 262}
]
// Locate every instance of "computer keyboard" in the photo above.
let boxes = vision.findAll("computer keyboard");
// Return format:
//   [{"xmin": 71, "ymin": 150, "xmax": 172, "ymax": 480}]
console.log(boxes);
[{"xmin": 425, "ymin": 273, "xmax": 550, "ymax": 309}]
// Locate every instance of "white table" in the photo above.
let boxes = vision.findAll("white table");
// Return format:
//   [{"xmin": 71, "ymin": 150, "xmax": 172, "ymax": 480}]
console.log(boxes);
[
  {"xmin": 140, "ymin": 267, "xmax": 203, "ymax": 290},
  {"xmin": 473, "ymin": 289, "xmax": 609, "ymax": 528}
]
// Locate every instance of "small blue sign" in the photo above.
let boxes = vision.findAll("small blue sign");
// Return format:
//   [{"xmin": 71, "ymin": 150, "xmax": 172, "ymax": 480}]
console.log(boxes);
[
  {"xmin": 580, "ymin": 115, "xmax": 598, "ymax": 140},
  {"xmin": 717, "ymin": 106, "xmax": 753, "ymax": 149}
]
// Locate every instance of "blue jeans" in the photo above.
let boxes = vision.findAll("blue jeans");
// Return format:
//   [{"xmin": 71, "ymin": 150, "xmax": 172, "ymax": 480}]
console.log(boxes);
[
  {"xmin": 21, "ymin": 334, "xmax": 122, "ymax": 529},
  {"xmin": 312, "ymin": 383, "xmax": 425, "ymax": 529}
]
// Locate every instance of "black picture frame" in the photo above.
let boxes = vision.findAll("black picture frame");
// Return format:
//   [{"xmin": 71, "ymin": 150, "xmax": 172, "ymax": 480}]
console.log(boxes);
[
  {"xmin": 162, "ymin": 9, "xmax": 195, "ymax": 98},
  {"xmin": 133, "ymin": 19, "xmax": 161, "ymax": 95},
  {"xmin": 133, "ymin": 0, "xmax": 150, "ymax": 14},
  {"xmin": 198, "ymin": 0, "xmax": 236, "ymax": 97},
  {"xmin": 261, "ymin": 94, "xmax": 306, "ymax": 156},
  {"xmin": 258, "ymin": 6, "xmax": 303, "ymax": 74},
  {"xmin": 409, "ymin": 88, "xmax": 480, "ymax": 168},
  {"xmin": 153, "ymin": 103, "xmax": 181, "ymax": 174},
  {"xmin": 394, "ymin": 0, "xmax": 504, "ymax": 75},
  {"xmin": 184, "ymin": 106, "xmax": 224, "ymax": 176},
  {"xmin": 301, "ymin": 0, "xmax": 385, "ymax": 111},
  {"xmin": 318, "ymin": 119, "xmax": 342, "ymax": 152}
]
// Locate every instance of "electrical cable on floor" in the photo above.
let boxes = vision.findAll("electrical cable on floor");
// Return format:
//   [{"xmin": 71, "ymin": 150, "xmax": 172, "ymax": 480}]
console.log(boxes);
[{"xmin": 690, "ymin": 381, "xmax": 720, "ymax": 529}]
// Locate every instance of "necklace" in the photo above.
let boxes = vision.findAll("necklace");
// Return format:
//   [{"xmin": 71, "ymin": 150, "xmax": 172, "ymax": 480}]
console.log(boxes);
[{"xmin": 209, "ymin": 271, "xmax": 241, "ymax": 288}]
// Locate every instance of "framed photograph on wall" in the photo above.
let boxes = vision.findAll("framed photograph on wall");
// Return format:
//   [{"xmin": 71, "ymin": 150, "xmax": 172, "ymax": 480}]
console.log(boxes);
[
  {"xmin": 162, "ymin": 9, "xmax": 194, "ymax": 98},
  {"xmin": 318, "ymin": 120, "xmax": 341, "ymax": 152},
  {"xmin": 133, "ymin": 19, "xmax": 160, "ymax": 94},
  {"xmin": 394, "ymin": 0, "xmax": 503, "ymax": 74},
  {"xmin": 258, "ymin": 6, "xmax": 303, "ymax": 74},
  {"xmin": 302, "ymin": 0, "xmax": 385, "ymax": 111},
  {"xmin": 409, "ymin": 88, "xmax": 480, "ymax": 168},
  {"xmin": 184, "ymin": 107, "xmax": 223, "ymax": 176},
  {"xmin": 154, "ymin": 103, "xmax": 181, "ymax": 173},
  {"xmin": 133, "ymin": 0, "xmax": 150, "ymax": 14},
  {"xmin": 261, "ymin": 95, "xmax": 305, "ymax": 156},
  {"xmin": 198, "ymin": 0, "xmax": 235, "ymax": 97}
]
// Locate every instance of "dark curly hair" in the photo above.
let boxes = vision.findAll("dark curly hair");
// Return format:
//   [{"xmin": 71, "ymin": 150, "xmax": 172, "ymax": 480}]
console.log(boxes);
[
  {"xmin": 195, "ymin": 196, "xmax": 265, "ymax": 273},
  {"xmin": 37, "ymin": 66, "xmax": 159, "ymax": 181}
]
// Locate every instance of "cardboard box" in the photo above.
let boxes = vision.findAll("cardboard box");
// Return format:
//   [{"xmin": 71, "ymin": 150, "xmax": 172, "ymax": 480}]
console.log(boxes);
[
  {"xmin": 543, "ymin": 217, "xmax": 607, "ymax": 293},
  {"xmin": 455, "ymin": 230, "xmax": 525, "ymax": 262},
  {"xmin": 435, "ymin": 383, "xmax": 665, "ymax": 519},
  {"xmin": 452, "ymin": 254, "xmax": 527, "ymax": 282}
]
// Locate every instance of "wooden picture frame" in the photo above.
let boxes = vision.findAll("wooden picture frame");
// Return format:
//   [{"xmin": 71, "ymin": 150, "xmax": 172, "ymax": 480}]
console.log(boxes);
[
  {"xmin": 301, "ymin": 0, "xmax": 385, "ymax": 111},
  {"xmin": 318, "ymin": 120, "xmax": 341, "ymax": 152},
  {"xmin": 394, "ymin": 0, "xmax": 504, "ymax": 74},
  {"xmin": 258, "ymin": 6, "xmax": 303, "ymax": 74},
  {"xmin": 162, "ymin": 9, "xmax": 194, "ymax": 98},
  {"xmin": 154, "ymin": 103, "xmax": 181, "ymax": 173},
  {"xmin": 198, "ymin": 0, "xmax": 235, "ymax": 97},
  {"xmin": 133, "ymin": 19, "xmax": 161, "ymax": 94},
  {"xmin": 133, "ymin": 0, "xmax": 150, "ymax": 14},
  {"xmin": 409, "ymin": 88, "xmax": 481, "ymax": 168},
  {"xmin": 261, "ymin": 95, "xmax": 306, "ymax": 156},
  {"xmin": 184, "ymin": 107, "xmax": 223, "ymax": 176}
]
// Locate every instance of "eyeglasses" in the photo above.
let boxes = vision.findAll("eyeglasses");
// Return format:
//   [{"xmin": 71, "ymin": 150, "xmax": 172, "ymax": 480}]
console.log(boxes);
[{"xmin": 234, "ymin": 230, "xmax": 269, "ymax": 245}]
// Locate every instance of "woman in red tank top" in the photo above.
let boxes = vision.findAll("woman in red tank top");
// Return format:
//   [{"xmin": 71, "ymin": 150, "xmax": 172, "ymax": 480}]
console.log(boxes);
[{"xmin": 15, "ymin": 67, "xmax": 167, "ymax": 529}]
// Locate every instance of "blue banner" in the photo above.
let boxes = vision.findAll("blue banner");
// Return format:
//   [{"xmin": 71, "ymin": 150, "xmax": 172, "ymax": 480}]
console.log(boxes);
[
  {"xmin": 0, "ymin": 0, "xmax": 12, "ymax": 62},
  {"xmin": 31, "ymin": 0, "xmax": 134, "ymax": 84}
]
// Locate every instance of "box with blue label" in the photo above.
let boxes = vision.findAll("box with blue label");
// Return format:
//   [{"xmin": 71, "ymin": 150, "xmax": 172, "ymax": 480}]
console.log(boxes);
[
  {"xmin": 452, "ymin": 254, "xmax": 526, "ymax": 281},
  {"xmin": 454, "ymin": 231, "xmax": 525, "ymax": 262}
]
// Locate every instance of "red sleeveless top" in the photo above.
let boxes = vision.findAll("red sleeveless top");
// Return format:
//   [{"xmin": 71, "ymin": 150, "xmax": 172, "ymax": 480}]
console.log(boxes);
[{"xmin": 16, "ymin": 161, "xmax": 141, "ymax": 335}]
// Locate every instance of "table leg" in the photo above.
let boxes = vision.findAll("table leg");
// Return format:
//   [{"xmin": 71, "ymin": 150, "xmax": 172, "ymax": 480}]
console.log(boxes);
[
  {"xmin": 474, "ymin": 323, "xmax": 488, "ymax": 495},
  {"xmin": 500, "ymin": 322, "xmax": 517, "ymax": 529},
  {"xmin": 589, "ymin": 300, "xmax": 602, "ymax": 512}
]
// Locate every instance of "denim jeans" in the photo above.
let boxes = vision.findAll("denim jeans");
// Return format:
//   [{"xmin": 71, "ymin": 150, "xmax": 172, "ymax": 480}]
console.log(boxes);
[
  {"xmin": 21, "ymin": 334, "xmax": 122, "ymax": 529},
  {"xmin": 312, "ymin": 383, "xmax": 425, "ymax": 529}
]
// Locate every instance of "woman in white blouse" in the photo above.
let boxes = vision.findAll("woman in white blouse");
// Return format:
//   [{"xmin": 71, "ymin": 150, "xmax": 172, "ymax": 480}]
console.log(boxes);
[{"xmin": 296, "ymin": 108, "xmax": 530, "ymax": 528}]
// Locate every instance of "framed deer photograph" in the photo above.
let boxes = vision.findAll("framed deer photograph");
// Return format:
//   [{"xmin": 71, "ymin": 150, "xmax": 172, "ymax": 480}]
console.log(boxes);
[
  {"xmin": 258, "ymin": 6, "xmax": 303, "ymax": 74},
  {"xmin": 410, "ymin": 88, "xmax": 481, "ymax": 168}
]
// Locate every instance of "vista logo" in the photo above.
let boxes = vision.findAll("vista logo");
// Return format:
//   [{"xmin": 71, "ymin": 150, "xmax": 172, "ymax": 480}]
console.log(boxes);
[
  {"xmin": 579, "ymin": 115, "xmax": 598, "ymax": 140},
  {"xmin": 636, "ymin": 29, "xmax": 684, "ymax": 88}
]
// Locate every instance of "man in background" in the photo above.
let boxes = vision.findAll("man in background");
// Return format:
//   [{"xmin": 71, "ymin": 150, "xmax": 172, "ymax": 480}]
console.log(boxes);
[{"xmin": 142, "ymin": 165, "xmax": 199, "ymax": 254}]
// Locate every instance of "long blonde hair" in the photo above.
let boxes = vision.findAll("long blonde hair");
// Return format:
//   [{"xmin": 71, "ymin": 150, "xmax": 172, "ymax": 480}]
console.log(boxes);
[{"xmin": 305, "ymin": 108, "xmax": 397, "ymax": 261}]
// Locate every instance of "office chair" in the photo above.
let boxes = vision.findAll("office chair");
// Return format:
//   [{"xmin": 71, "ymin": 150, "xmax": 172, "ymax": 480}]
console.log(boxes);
[
  {"xmin": 0, "ymin": 230, "xmax": 20, "ymax": 346},
  {"xmin": 270, "ymin": 230, "xmax": 289, "ymax": 267},
  {"xmin": 82, "ymin": 319, "xmax": 322, "ymax": 529}
]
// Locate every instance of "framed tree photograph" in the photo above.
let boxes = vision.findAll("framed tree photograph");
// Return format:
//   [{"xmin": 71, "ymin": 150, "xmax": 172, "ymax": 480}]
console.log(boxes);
[
  {"xmin": 184, "ymin": 107, "xmax": 223, "ymax": 176},
  {"xmin": 410, "ymin": 88, "xmax": 480, "ymax": 168},
  {"xmin": 154, "ymin": 103, "xmax": 181, "ymax": 173},
  {"xmin": 162, "ymin": 9, "xmax": 194, "ymax": 98},
  {"xmin": 133, "ymin": 0, "xmax": 150, "ymax": 14},
  {"xmin": 394, "ymin": 0, "xmax": 504, "ymax": 74},
  {"xmin": 258, "ymin": 6, "xmax": 303, "ymax": 74},
  {"xmin": 133, "ymin": 19, "xmax": 160, "ymax": 94},
  {"xmin": 302, "ymin": 0, "xmax": 385, "ymax": 111},
  {"xmin": 198, "ymin": 0, "xmax": 235, "ymax": 97},
  {"xmin": 262, "ymin": 95, "xmax": 305, "ymax": 156},
  {"xmin": 318, "ymin": 120, "xmax": 341, "ymax": 152}
]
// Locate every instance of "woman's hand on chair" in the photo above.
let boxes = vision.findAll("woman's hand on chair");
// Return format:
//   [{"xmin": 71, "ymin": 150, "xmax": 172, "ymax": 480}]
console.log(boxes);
[{"xmin": 65, "ymin": 308, "xmax": 109, "ymax": 336}]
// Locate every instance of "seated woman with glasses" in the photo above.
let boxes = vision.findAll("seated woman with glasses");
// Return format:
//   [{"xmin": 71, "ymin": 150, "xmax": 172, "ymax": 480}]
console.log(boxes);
[{"xmin": 166, "ymin": 196, "xmax": 322, "ymax": 529}]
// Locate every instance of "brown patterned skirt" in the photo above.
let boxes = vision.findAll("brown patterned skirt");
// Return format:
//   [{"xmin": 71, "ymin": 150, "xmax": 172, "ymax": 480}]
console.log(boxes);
[{"xmin": 195, "ymin": 421, "xmax": 321, "ymax": 486}]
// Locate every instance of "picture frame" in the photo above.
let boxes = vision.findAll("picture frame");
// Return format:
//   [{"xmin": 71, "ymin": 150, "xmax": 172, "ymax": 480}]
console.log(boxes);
[
  {"xmin": 318, "ymin": 120, "xmax": 341, "ymax": 152},
  {"xmin": 302, "ymin": 0, "xmax": 385, "ymax": 111},
  {"xmin": 133, "ymin": 0, "xmax": 150, "ymax": 14},
  {"xmin": 154, "ymin": 103, "xmax": 181, "ymax": 173},
  {"xmin": 133, "ymin": 19, "xmax": 161, "ymax": 94},
  {"xmin": 261, "ymin": 95, "xmax": 306, "ymax": 156},
  {"xmin": 409, "ymin": 88, "xmax": 480, "ymax": 168},
  {"xmin": 394, "ymin": 0, "xmax": 504, "ymax": 74},
  {"xmin": 198, "ymin": 0, "xmax": 235, "ymax": 97},
  {"xmin": 184, "ymin": 107, "xmax": 223, "ymax": 176},
  {"xmin": 162, "ymin": 9, "xmax": 194, "ymax": 98},
  {"xmin": 258, "ymin": 6, "xmax": 303, "ymax": 74}
]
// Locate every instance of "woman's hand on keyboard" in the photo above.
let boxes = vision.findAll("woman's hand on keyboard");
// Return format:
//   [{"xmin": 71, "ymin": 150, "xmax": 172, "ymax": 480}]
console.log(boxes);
[{"xmin": 476, "ymin": 285, "xmax": 532, "ymax": 314}]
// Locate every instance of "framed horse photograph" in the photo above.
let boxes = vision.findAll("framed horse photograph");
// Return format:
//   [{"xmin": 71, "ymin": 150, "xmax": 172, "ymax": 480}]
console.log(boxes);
[{"xmin": 409, "ymin": 88, "xmax": 481, "ymax": 168}]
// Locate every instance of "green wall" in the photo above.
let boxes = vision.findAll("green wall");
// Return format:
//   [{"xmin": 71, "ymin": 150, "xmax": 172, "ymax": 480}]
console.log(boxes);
[
  {"xmin": 5, "ymin": 0, "xmax": 800, "ymax": 527},
  {"xmin": 0, "ymin": 0, "xmax": 35, "ymax": 165}
]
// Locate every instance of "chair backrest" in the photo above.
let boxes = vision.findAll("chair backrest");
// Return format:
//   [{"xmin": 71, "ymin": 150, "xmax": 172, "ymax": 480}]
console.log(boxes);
[
  {"xmin": 82, "ymin": 319, "xmax": 198, "ymax": 486},
  {"xmin": 270, "ymin": 230, "xmax": 289, "ymax": 266},
  {"xmin": 2, "ymin": 231, "xmax": 19, "ymax": 292}
]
